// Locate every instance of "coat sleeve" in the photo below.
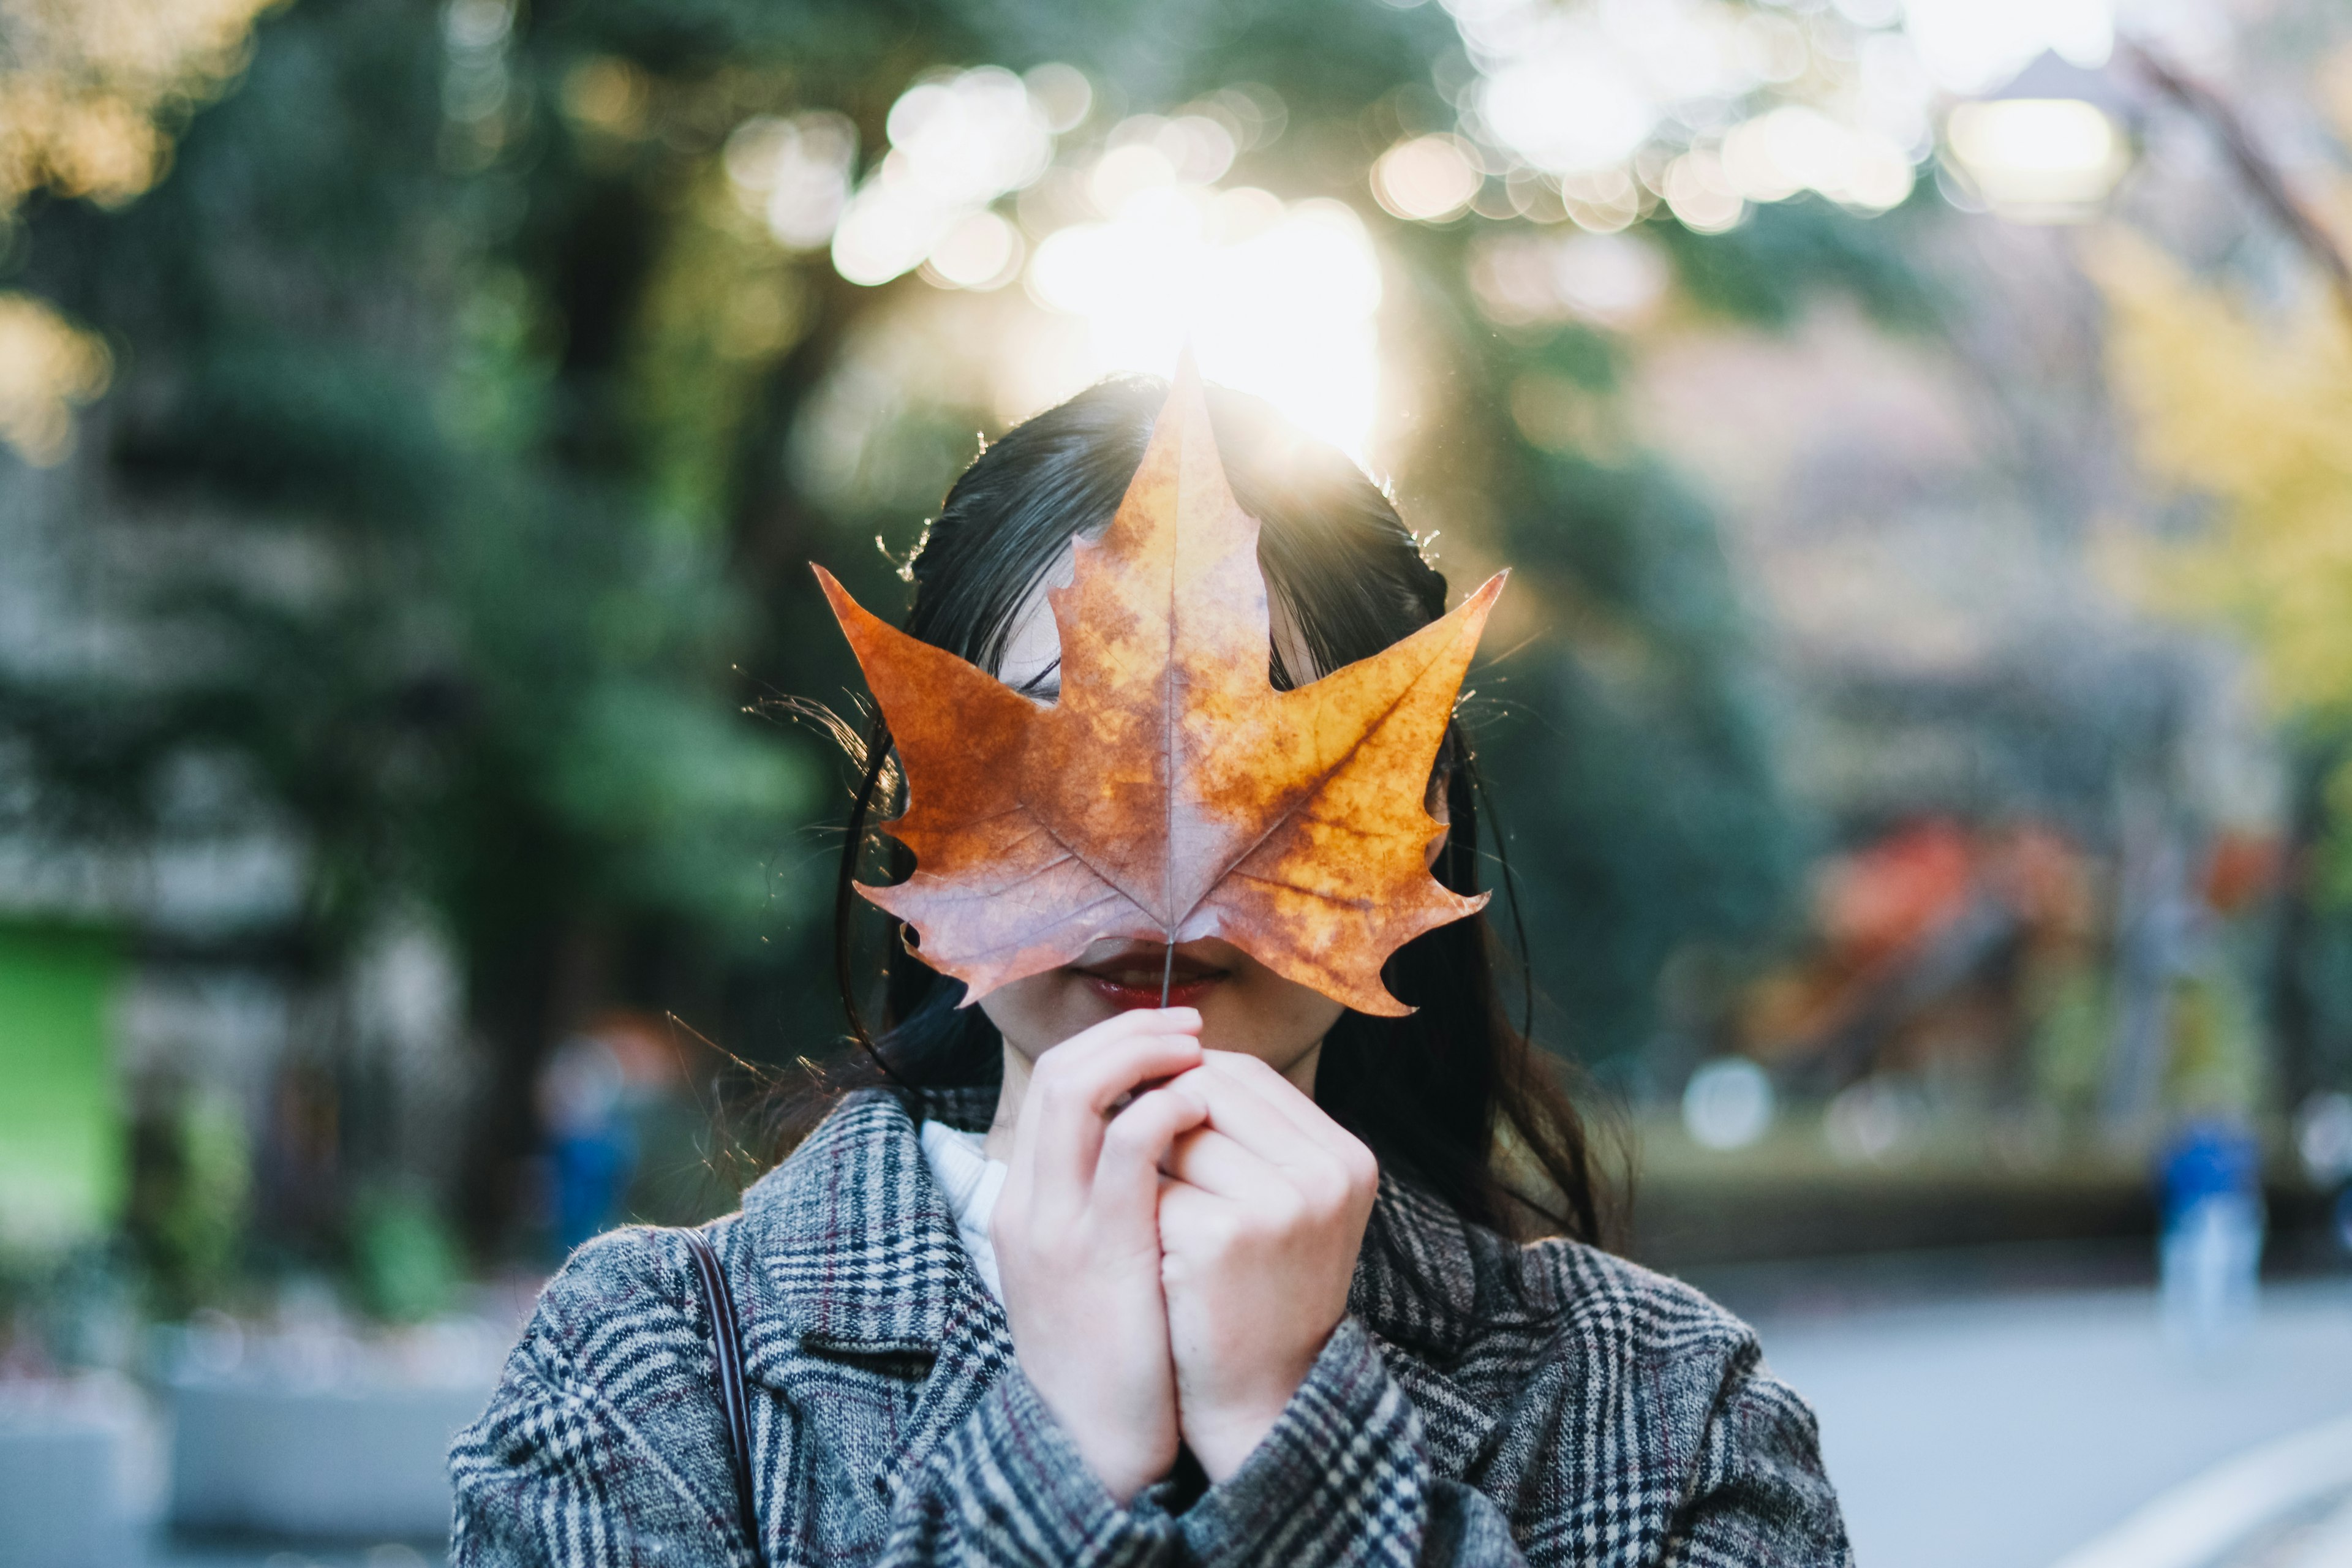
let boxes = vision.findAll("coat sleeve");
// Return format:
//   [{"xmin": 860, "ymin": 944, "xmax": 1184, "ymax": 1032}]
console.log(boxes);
[
  {"xmin": 1172, "ymin": 1317, "xmax": 1515, "ymax": 1568},
  {"xmin": 880, "ymin": 1364, "xmax": 1184, "ymax": 1567},
  {"xmin": 447, "ymin": 1229, "xmax": 754, "ymax": 1568},
  {"xmin": 1172, "ymin": 1317, "xmax": 1850, "ymax": 1568},
  {"xmin": 1657, "ymin": 1346, "xmax": 1851, "ymax": 1568}
]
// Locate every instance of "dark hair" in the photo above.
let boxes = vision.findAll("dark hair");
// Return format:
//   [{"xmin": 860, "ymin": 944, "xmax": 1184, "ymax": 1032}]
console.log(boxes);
[{"xmin": 797, "ymin": 375, "xmax": 1613, "ymax": 1245}]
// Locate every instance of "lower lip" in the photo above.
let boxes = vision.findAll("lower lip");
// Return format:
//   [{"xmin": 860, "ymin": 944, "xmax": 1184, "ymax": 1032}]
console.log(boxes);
[{"xmin": 1081, "ymin": 973, "xmax": 1224, "ymax": 1011}]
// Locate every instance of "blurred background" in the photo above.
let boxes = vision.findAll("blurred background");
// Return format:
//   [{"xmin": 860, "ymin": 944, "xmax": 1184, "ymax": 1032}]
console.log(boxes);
[{"xmin": 6, "ymin": 0, "xmax": 2352, "ymax": 1561}]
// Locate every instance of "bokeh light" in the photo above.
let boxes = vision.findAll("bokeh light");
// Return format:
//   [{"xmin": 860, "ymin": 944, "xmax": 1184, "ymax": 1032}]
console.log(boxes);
[
  {"xmin": 1945, "ymin": 99, "xmax": 2130, "ymax": 223},
  {"xmin": 1372, "ymin": 134, "xmax": 1484, "ymax": 222},
  {"xmin": 761, "ymin": 68, "xmax": 1376, "ymax": 456},
  {"xmin": 1558, "ymin": 168, "xmax": 1645, "ymax": 233},
  {"xmin": 0, "ymin": 295, "xmax": 111, "ymax": 464},
  {"xmin": 922, "ymin": 209, "xmax": 1025, "ymax": 291},
  {"xmin": 1902, "ymin": 0, "xmax": 2117, "ymax": 94},
  {"xmin": 1020, "ymin": 62, "xmax": 1095, "ymax": 134},
  {"xmin": 0, "ymin": 0, "xmax": 279, "ymax": 214},
  {"xmin": 725, "ymin": 111, "xmax": 859, "ymax": 250},
  {"xmin": 1718, "ymin": 106, "xmax": 1917, "ymax": 213},
  {"xmin": 1446, "ymin": 0, "xmax": 1771, "ymax": 178},
  {"xmin": 1413, "ymin": 0, "xmax": 1950, "ymax": 238},
  {"xmin": 1661, "ymin": 150, "xmax": 1745, "ymax": 234},
  {"xmin": 1469, "ymin": 229, "xmax": 1670, "ymax": 330},
  {"xmin": 1478, "ymin": 39, "xmax": 1660, "ymax": 178},
  {"xmin": 1683, "ymin": 1058, "xmax": 1776, "ymax": 1151},
  {"xmin": 1027, "ymin": 172, "xmax": 1382, "ymax": 458},
  {"xmin": 829, "ymin": 66, "xmax": 1054, "ymax": 287}
]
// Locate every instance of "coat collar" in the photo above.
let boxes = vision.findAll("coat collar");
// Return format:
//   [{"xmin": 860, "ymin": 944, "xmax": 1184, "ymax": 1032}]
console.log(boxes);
[{"xmin": 733, "ymin": 1086, "xmax": 1503, "ymax": 1479}]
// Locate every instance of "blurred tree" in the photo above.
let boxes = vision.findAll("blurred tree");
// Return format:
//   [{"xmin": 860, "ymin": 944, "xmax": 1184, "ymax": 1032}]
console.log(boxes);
[
  {"xmin": 0, "ymin": 0, "xmax": 276, "ymax": 213},
  {"xmin": 2094, "ymin": 234, "xmax": 2352, "ymax": 730},
  {"xmin": 0, "ymin": 0, "xmax": 292, "ymax": 464},
  {"xmin": 12, "ymin": 0, "xmax": 826, "ymax": 1249},
  {"xmin": 349, "ymin": 1186, "xmax": 464, "ymax": 1322},
  {"xmin": 126, "ymin": 1087, "xmax": 250, "ymax": 1317},
  {"xmin": 2093, "ymin": 224, "xmax": 2352, "ymax": 1103},
  {"xmin": 5, "ymin": 0, "xmax": 1937, "ymax": 1257}
]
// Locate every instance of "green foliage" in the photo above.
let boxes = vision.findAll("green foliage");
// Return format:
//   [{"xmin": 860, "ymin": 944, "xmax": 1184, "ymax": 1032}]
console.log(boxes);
[
  {"xmin": 1653, "ymin": 192, "xmax": 1940, "ymax": 331},
  {"xmin": 1480, "ymin": 450, "xmax": 1800, "ymax": 1063},
  {"xmin": 2164, "ymin": 959, "xmax": 2269, "ymax": 1117},
  {"xmin": 350, "ymin": 1188, "xmax": 464, "ymax": 1322},
  {"xmin": 127, "ymin": 1090, "xmax": 251, "ymax": 1318},
  {"xmin": 20, "ymin": 0, "xmax": 821, "ymax": 940},
  {"xmin": 0, "ymin": 923, "xmax": 126, "ymax": 1251},
  {"xmin": 2028, "ymin": 960, "xmax": 2115, "ymax": 1123},
  {"xmin": 126, "ymin": 340, "xmax": 459, "ymax": 523}
]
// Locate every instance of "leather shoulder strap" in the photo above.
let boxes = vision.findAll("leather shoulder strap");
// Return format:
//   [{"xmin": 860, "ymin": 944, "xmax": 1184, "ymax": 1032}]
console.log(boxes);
[{"xmin": 682, "ymin": 1228, "xmax": 766, "ymax": 1567}]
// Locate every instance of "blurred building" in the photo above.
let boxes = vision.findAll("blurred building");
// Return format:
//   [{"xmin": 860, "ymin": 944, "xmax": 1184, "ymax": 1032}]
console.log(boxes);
[{"xmin": 0, "ymin": 448, "xmax": 472, "ymax": 1276}]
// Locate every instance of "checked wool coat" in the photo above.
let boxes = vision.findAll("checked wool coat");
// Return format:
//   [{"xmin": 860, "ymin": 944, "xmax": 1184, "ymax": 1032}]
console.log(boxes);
[{"xmin": 450, "ymin": 1088, "xmax": 1849, "ymax": 1566}]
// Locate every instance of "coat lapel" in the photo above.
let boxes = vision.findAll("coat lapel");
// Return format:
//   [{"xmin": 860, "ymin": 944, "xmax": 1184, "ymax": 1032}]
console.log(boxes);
[
  {"xmin": 744, "ymin": 1091, "xmax": 973, "ymax": 1353},
  {"xmin": 870, "ymin": 1267, "xmax": 1015, "ymax": 1502},
  {"xmin": 734, "ymin": 1089, "xmax": 1016, "ymax": 1503},
  {"xmin": 1350, "ymin": 1172, "xmax": 1507, "ymax": 1479}
]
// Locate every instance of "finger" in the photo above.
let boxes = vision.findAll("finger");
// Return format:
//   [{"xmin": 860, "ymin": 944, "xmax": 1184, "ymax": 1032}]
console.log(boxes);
[
  {"xmin": 1162, "ymin": 1125, "xmax": 1284, "ymax": 1202},
  {"xmin": 1167, "ymin": 1060, "xmax": 1329, "ymax": 1171},
  {"xmin": 1200, "ymin": 1050, "xmax": 1365, "ymax": 1164},
  {"xmin": 1092, "ymin": 1085, "xmax": 1209, "ymax": 1238},
  {"xmin": 1030, "ymin": 1030, "xmax": 1204, "ymax": 1197},
  {"xmin": 1044, "ymin": 1014, "xmax": 1205, "ymax": 1115},
  {"xmin": 1003, "ymin": 1095, "xmax": 1041, "ymax": 1224},
  {"xmin": 1155, "ymin": 1176, "xmax": 1212, "ymax": 1219},
  {"xmin": 1077, "ymin": 1008, "xmax": 1205, "ymax": 1112},
  {"xmin": 1051, "ymin": 1005, "xmax": 1203, "ymax": 1056},
  {"xmin": 1175, "ymin": 1062, "xmax": 1371, "ymax": 1217},
  {"xmin": 1154, "ymin": 1177, "xmax": 1219, "ymax": 1253},
  {"xmin": 1006, "ymin": 1008, "xmax": 1200, "ymax": 1200}
]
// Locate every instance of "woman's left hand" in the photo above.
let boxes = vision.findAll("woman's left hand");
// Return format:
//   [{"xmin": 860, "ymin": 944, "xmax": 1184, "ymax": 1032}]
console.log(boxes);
[{"xmin": 1155, "ymin": 1051, "xmax": 1380, "ymax": 1482}]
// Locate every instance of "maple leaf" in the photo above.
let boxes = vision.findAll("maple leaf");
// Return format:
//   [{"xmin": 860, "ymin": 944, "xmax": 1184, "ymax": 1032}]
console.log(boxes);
[{"xmin": 815, "ymin": 363, "xmax": 1504, "ymax": 1016}]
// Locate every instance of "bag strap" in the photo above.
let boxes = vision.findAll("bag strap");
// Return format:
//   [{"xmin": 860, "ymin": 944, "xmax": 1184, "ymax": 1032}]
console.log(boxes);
[{"xmin": 681, "ymin": 1229, "xmax": 767, "ymax": 1567}]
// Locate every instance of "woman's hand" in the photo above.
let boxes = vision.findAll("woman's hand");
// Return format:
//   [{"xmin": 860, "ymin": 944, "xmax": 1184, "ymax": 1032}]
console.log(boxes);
[
  {"xmin": 1155, "ymin": 1051, "xmax": 1379, "ymax": 1482},
  {"xmin": 991, "ymin": 1007, "xmax": 1208, "ymax": 1504}
]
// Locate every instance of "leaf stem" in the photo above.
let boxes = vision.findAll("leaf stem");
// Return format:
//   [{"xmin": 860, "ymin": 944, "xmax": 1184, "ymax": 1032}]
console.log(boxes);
[{"xmin": 1160, "ymin": 938, "xmax": 1175, "ymax": 1008}]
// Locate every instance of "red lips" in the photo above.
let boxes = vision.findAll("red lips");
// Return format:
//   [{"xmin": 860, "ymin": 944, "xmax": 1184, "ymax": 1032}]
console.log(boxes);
[{"xmin": 1072, "ymin": 943, "xmax": 1229, "ymax": 1011}]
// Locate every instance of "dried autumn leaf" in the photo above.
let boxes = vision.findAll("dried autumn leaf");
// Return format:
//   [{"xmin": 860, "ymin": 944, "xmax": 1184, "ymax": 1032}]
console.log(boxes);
[{"xmin": 815, "ymin": 364, "xmax": 1504, "ymax": 1016}]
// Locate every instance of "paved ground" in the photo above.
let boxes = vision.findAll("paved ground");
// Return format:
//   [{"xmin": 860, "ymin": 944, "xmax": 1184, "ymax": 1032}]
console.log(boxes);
[
  {"xmin": 150, "ymin": 1544, "xmax": 443, "ymax": 1567},
  {"xmin": 1753, "ymin": 1278, "xmax": 2352, "ymax": 1568},
  {"xmin": 2231, "ymin": 1484, "xmax": 2352, "ymax": 1568}
]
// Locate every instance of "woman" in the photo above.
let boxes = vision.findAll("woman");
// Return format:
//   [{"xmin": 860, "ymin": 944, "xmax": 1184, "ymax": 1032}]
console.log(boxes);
[{"xmin": 450, "ymin": 377, "xmax": 1849, "ymax": 1566}]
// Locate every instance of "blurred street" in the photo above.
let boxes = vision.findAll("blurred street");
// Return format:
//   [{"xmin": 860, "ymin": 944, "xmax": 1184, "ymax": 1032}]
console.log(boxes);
[
  {"xmin": 1755, "ymin": 1276, "xmax": 2352, "ymax": 1568},
  {"xmin": 149, "ymin": 1546, "xmax": 440, "ymax": 1568}
]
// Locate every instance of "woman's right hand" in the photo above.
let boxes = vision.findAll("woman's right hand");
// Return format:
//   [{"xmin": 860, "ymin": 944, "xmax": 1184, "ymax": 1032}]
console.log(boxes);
[{"xmin": 990, "ymin": 1007, "xmax": 1207, "ymax": 1504}]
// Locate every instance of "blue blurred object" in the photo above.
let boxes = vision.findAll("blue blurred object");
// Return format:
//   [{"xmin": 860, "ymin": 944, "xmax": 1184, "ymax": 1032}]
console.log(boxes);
[
  {"xmin": 550, "ymin": 1128, "xmax": 636, "ymax": 1254},
  {"xmin": 2161, "ymin": 1118, "xmax": 2260, "ymax": 1212},
  {"xmin": 2157, "ymin": 1118, "xmax": 2264, "ymax": 1351},
  {"xmin": 538, "ymin": 1037, "xmax": 639, "ymax": 1254}
]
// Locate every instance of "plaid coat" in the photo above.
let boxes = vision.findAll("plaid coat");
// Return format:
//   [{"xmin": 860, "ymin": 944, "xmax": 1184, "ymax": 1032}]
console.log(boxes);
[{"xmin": 450, "ymin": 1088, "xmax": 1848, "ymax": 1566}]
